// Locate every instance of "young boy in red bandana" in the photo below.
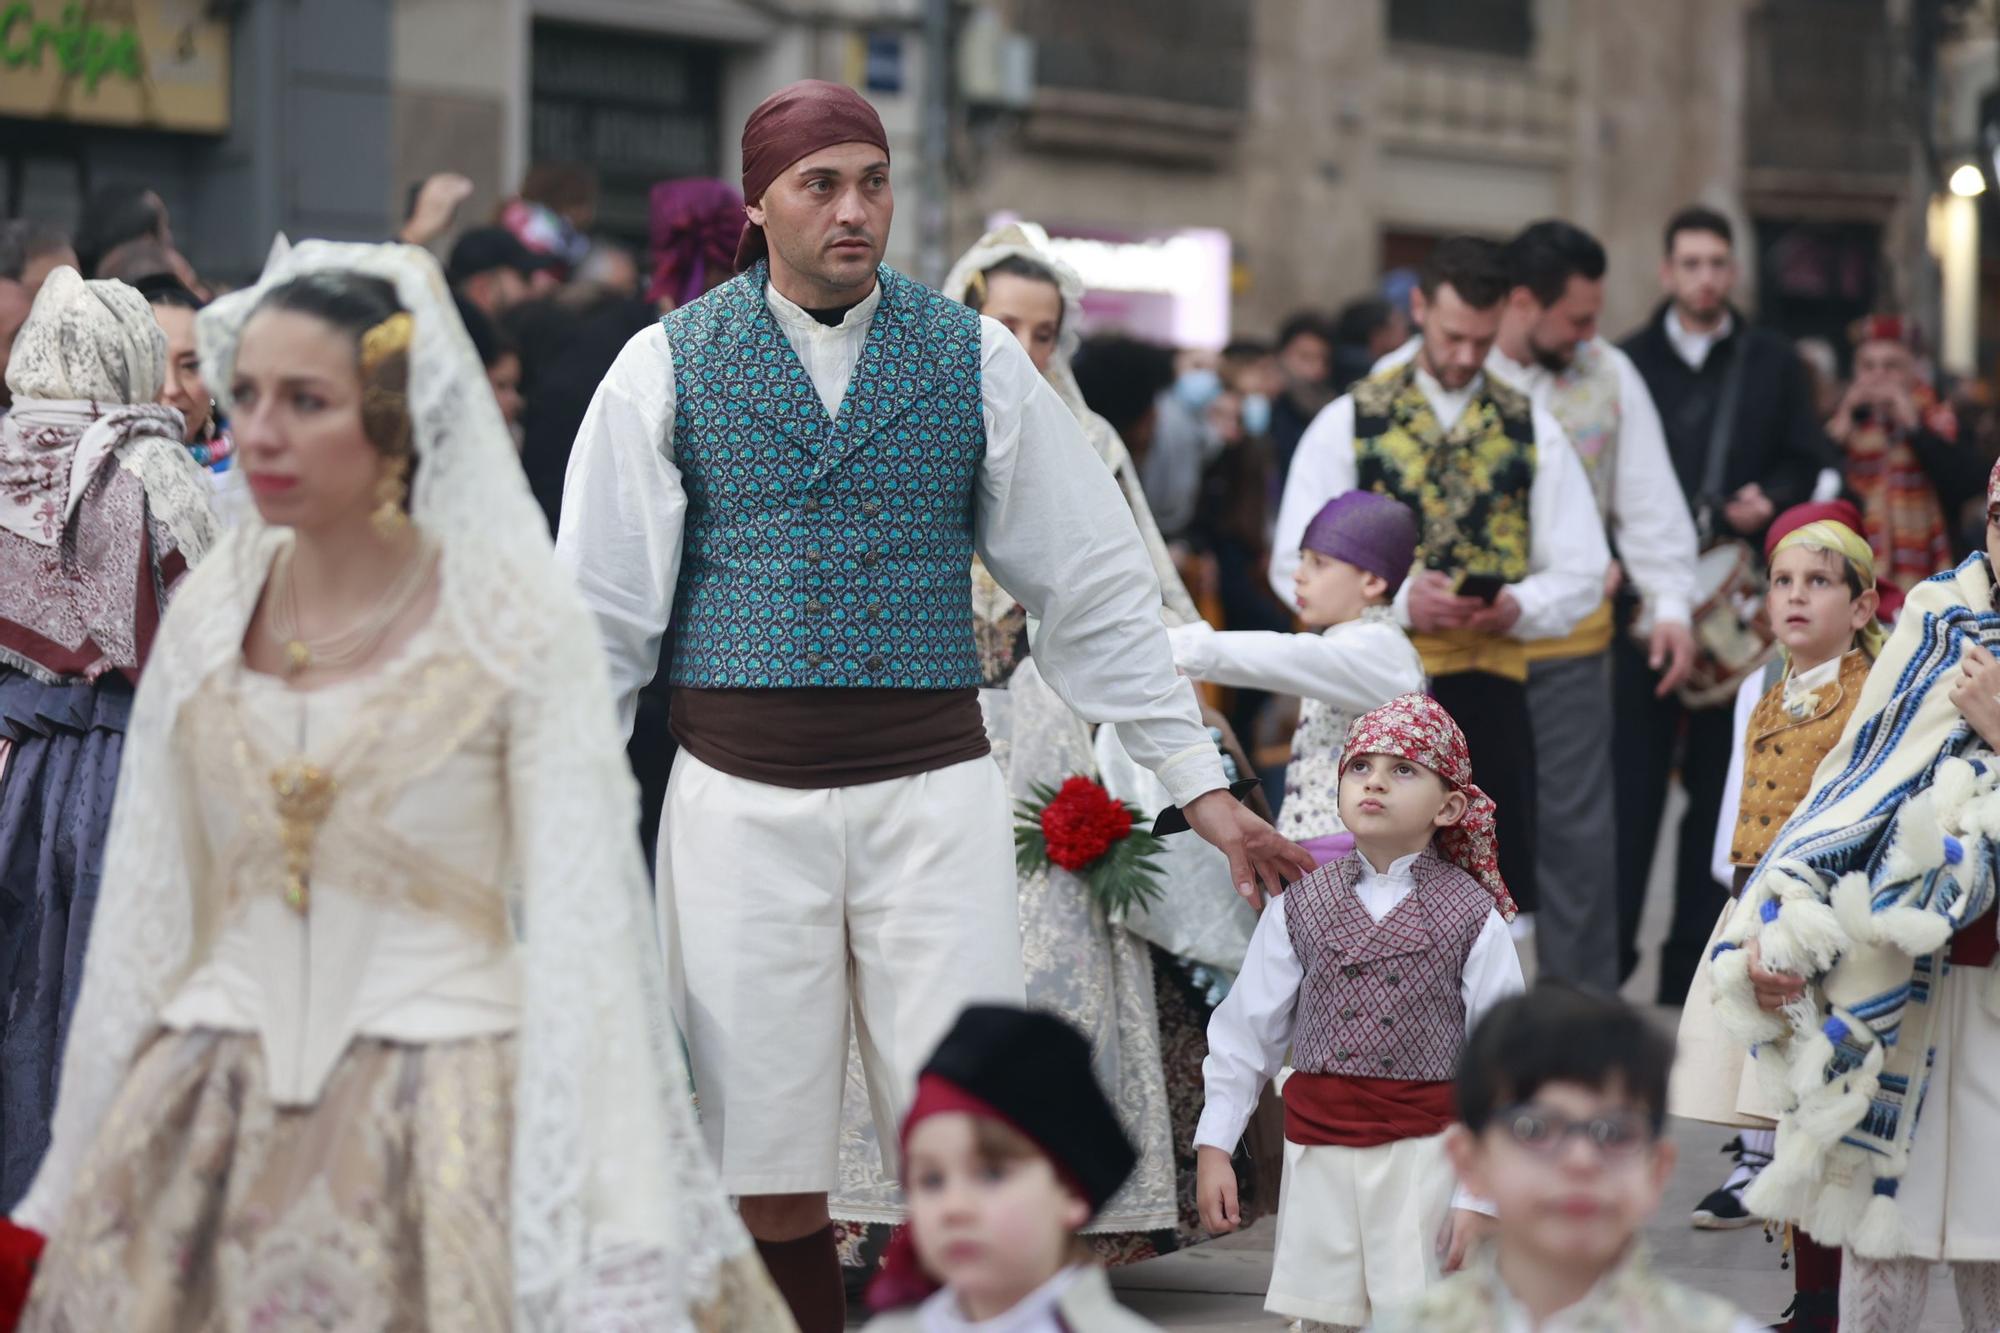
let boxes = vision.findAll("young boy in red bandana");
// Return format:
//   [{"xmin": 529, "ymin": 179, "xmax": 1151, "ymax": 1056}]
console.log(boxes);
[{"xmin": 1194, "ymin": 693, "xmax": 1525, "ymax": 1332}]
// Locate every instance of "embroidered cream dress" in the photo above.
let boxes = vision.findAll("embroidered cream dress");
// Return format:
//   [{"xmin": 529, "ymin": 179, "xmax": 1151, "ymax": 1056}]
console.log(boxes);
[
  {"xmin": 13, "ymin": 242, "xmax": 789, "ymax": 1333},
  {"xmin": 828, "ymin": 225, "xmax": 1217, "ymax": 1251},
  {"xmin": 24, "ymin": 617, "xmax": 526, "ymax": 1328}
]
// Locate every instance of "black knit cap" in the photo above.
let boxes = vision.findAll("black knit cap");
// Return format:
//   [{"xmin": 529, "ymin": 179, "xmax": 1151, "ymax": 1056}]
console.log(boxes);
[{"xmin": 917, "ymin": 1005, "xmax": 1138, "ymax": 1214}]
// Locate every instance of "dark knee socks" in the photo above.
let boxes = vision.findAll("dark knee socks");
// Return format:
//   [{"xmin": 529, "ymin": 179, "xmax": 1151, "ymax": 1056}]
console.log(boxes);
[
  {"xmin": 755, "ymin": 1224, "xmax": 845, "ymax": 1333},
  {"xmin": 1795, "ymin": 1232, "xmax": 1842, "ymax": 1324}
]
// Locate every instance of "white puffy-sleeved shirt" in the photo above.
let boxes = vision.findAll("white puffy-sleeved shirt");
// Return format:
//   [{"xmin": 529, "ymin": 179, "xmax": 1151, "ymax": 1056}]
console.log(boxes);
[
  {"xmin": 554, "ymin": 279, "xmax": 1226, "ymax": 808},
  {"xmin": 1269, "ymin": 368, "xmax": 1609, "ymax": 644},
  {"xmin": 1168, "ymin": 612, "xmax": 1426, "ymax": 841},
  {"xmin": 1373, "ymin": 336, "xmax": 1699, "ymax": 627},
  {"xmin": 1166, "ymin": 614, "xmax": 1424, "ymax": 714},
  {"xmin": 1194, "ymin": 850, "xmax": 1524, "ymax": 1156}
]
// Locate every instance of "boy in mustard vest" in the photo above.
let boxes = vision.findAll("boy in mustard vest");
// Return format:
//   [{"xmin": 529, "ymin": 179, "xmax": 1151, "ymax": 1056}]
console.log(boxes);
[{"xmin": 1675, "ymin": 500, "xmax": 1889, "ymax": 1331}]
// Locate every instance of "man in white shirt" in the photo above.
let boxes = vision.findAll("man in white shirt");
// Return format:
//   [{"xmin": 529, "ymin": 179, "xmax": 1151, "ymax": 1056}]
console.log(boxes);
[
  {"xmin": 1376, "ymin": 221, "xmax": 1699, "ymax": 989},
  {"xmin": 1272, "ymin": 236, "xmax": 1608, "ymax": 966},
  {"xmin": 555, "ymin": 78, "xmax": 1310, "ymax": 1333}
]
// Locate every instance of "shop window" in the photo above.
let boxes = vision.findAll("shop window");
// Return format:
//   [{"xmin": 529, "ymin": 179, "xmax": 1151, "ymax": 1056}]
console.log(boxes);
[
  {"xmin": 1753, "ymin": 217, "xmax": 1881, "ymax": 352},
  {"xmin": 1015, "ymin": 0, "xmax": 1250, "ymax": 111},
  {"xmin": 1387, "ymin": 0, "xmax": 1534, "ymax": 59},
  {"xmin": 530, "ymin": 21, "xmax": 722, "ymax": 249}
]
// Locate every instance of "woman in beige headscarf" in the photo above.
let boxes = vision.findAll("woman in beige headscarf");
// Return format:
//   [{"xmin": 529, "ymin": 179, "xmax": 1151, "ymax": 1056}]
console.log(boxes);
[{"xmin": 0, "ymin": 268, "xmax": 215, "ymax": 1209}]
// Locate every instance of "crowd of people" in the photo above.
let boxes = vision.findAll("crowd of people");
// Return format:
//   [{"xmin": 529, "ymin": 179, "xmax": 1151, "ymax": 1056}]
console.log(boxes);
[{"xmin": 0, "ymin": 71, "xmax": 1995, "ymax": 1333}]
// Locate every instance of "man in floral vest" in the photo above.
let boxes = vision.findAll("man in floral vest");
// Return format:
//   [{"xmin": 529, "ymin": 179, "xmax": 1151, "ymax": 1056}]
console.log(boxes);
[
  {"xmin": 556, "ymin": 79, "xmax": 1311, "ymax": 1333},
  {"xmin": 1375, "ymin": 221, "xmax": 1700, "ymax": 991},
  {"xmin": 1272, "ymin": 236, "xmax": 1607, "ymax": 961}
]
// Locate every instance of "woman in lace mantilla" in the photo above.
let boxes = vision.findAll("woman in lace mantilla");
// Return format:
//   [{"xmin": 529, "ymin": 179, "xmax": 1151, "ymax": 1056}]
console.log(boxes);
[
  {"xmin": 830, "ymin": 224, "xmax": 1266, "ymax": 1266},
  {"xmin": 10, "ymin": 243, "xmax": 789, "ymax": 1332},
  {"xmin": 0, "ymin": 267, "xmax": 215, "ymax": 1210}
]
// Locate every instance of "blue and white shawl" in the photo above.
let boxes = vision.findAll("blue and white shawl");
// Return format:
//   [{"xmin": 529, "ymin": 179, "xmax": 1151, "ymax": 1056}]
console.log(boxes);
[{"xmin": 1711, "ymin": 552, "xmax": 2000, "ymax": 1257}]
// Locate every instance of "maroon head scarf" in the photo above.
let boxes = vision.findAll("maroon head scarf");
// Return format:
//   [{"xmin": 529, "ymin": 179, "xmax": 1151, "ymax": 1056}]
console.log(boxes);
[
  {"xmin": 735, "ymin": 79, "xmax": 891, "ymax": 269},
  {"xmin": 647, "ymin": 178, "xmax": 745, "ymax": 307}
]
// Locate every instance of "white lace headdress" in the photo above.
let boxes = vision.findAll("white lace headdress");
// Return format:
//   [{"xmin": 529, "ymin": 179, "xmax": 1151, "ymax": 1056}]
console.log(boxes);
[
  {"xmin": 18, "ymin": 242, "xmax": 764, "ymax": 1330},
  {"xmin": 942, "ymin": 222, "xmax": 1197, "ymax": 625}
]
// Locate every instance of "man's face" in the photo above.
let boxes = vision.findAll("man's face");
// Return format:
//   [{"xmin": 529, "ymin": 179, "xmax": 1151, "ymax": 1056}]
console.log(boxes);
[
  {"xmin": 1514, "ymin": 274, "xmax": 1602, "ymax": 371},
  {"xmin": 1661, "ymin": 229, "xmax": 1735, "ymax": 326},
  {"xmin": 0, "ymin": 278, "xmax": 30, "ymax": 408},
  {"xmin": 1411, "ymin": 282, "xmax": 1503, "ymax": 391},
  {"xmin": 467, "ymin": 267, "xmax": 531, "ymax": 317},
  {"xmin": 748, "ymin": 141, "xmax": 893, "ymax": 304},
  {"xmin": 1278, "ymin": 332, "xmax": 1331, "ymax": 389}
]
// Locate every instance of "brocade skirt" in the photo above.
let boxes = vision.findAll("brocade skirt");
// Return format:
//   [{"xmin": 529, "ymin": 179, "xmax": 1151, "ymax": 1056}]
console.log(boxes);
[{"xmin": 22, "ymin": 1029, "xmax": 516, "ymax": 1332}]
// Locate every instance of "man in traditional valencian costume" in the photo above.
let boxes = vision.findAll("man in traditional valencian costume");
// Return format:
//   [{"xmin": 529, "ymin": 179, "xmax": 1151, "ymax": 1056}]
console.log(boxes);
[
  {"xmin": 556, "ymin": 81, "xmax": 1310, "ymax": 1333},
  {"xmin": 1272, "ymin": 235, "xmax": 1607, "ymax": 946},
  {"xmin": 1374, "ymin": 220, "xmax": 1700, "ymax": 990}
]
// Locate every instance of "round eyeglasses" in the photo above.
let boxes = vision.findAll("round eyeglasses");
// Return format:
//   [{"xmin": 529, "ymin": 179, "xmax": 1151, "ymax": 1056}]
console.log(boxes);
[{"xmin": 1498, "ymin": 1105, "xmax": 1656, "ymax": 1160}]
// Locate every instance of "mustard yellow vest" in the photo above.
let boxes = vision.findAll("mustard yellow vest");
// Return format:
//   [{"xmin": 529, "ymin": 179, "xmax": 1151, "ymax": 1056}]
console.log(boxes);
[{"xmin": 1729, "ymin": 649, "xmax": 1872, "ymax": 866}]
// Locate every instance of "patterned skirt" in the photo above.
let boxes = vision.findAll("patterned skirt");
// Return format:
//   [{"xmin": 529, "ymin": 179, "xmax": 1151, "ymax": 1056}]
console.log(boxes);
[
  {"xmin": 23, "ymin": 1029, "xmax": 517, "ymax": 1332},
  {"xmin": 0, "ymin": 670, "xmax": 131, "ymax": 1209}
]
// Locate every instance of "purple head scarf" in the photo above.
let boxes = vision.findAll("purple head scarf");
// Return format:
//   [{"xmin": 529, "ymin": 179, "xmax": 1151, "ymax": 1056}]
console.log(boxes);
[
  {"xmin": 647, "ymin": 178, "xmax": 746, "ymax": 308},
  {"xmin": 1301, "ymin": 491, "xmax": 1419, "ymax": 595}
]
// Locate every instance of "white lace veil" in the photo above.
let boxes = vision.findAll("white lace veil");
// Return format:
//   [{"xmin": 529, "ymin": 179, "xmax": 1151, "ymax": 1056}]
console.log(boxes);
[
  {"xmin": 942, "ymin": 222, "xmax": 1197, "ymax": 625},
  {"xmin": 18, "ymin": 242, "xmax": 768, "ymax": 1330}
]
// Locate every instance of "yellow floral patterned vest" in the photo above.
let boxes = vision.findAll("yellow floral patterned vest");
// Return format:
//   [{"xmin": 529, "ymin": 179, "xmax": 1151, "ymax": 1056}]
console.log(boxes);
[
  {"xmin": 1730, "ymin": 649, "xmax": 1873, "ymax": 867},
  {"xmin": 1351, "ymin": 364, "xmax": 1537, "ymax": 681}
]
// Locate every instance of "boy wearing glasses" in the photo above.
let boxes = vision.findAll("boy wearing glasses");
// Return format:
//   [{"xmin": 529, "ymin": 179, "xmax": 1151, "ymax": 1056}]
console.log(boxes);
[
  {"xmin": 1194, "ymin": 694, "xmax": 1525, "ymax": 1332},
  {"xmin": 1374, "ymin": 986, "xmax": 1757, "ymax": 1332}
]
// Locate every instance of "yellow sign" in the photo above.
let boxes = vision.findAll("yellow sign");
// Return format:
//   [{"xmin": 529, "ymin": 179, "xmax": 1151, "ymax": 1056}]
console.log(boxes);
[{"xmin": 0, "ymin": 0, "xmax": 230, "ymax": 133}]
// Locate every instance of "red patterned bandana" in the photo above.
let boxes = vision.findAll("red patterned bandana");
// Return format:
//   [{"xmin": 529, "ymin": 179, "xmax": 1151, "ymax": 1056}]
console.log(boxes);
[{"xmin": 1338, "ymin": 693, "xmax": 1517, "ymax": 920}]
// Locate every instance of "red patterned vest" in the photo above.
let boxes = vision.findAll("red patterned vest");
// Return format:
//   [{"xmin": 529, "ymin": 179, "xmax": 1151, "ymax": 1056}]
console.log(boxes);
[{"xmin": 1283, "ymin": 851, "xmax": 1496, "ymax": 1081}]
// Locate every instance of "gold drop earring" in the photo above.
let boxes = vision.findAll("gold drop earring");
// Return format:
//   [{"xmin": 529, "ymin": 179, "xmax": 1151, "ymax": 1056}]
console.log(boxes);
[{"xmin": 372, "ymin": 454, "xmax": 410, "ymax": 539}]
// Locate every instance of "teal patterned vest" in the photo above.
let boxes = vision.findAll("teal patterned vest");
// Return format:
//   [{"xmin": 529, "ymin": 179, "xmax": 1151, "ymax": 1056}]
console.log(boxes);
[{"xmin": 663, "ymin": 261, "xmax": 987, "ymax": 689}]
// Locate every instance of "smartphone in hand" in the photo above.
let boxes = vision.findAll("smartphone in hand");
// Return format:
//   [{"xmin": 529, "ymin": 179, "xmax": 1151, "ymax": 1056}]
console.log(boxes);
[{"xmin": 1452, "ymin": 571, "xmax": 1506, "ymax": 604}]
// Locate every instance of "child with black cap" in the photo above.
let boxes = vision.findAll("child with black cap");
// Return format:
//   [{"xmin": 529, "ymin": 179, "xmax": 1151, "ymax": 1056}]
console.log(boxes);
[{"xmin": 863, "ymin": 1005, "xmax": 1159, "ymax": 1333}]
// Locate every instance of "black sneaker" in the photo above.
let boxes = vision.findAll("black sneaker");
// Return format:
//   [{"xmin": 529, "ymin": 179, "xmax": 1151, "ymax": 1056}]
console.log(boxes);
[{"xmin": 1691, "ymin": 1135, "xmax": 1769, "ymax": 1230}]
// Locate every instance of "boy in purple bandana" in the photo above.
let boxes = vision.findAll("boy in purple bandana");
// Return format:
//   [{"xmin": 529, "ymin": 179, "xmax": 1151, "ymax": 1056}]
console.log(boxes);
[{"xmin": 1170, "ymin": 490, "xmax": 1426, "ymax": 863}]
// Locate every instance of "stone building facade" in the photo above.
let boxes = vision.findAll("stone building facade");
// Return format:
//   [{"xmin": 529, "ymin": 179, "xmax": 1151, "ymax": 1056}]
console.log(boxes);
[
  {"xmin": 957, "ymin": 0, "xmax": 1921, "ymax": 344},
  {"xmin": 2, "ymin": 0, "xmax": 1928, "ymax": 348}
]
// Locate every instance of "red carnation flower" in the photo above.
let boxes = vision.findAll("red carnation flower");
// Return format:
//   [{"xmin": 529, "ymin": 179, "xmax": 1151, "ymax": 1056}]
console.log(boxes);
[{"xmin": 1041, "ymin": 776, "xmax": 1127, "ymax": 871}]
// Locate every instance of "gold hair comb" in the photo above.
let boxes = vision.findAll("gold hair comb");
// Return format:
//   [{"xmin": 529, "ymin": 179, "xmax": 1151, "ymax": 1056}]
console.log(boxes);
[{"xmin": 360, "ymin": 311, "xmax": 413, "ymax": 374}]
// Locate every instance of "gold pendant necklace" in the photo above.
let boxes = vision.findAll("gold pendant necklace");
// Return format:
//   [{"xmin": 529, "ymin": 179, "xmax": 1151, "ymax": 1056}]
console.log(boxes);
[{"xmin": 266, "ymin": 540, "xmax": 434, "ymax": 678}]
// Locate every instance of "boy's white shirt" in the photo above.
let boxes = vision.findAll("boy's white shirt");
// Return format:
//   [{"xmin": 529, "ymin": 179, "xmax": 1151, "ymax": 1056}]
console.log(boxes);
[
  {"xmin": 1708, "ymin": 654, "xmax": 1846, "ymax": 889},
  {"xmin": 1195, "ymin": 850, "xmax": 1524, "ymax": 1214},
  {"xmin": 1167, "ymin": 614, "xmax": 1425, "ymax": 711}
]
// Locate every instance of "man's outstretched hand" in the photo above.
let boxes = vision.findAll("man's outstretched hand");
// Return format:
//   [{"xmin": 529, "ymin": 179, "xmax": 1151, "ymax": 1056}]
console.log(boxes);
[{"xmin": 1181, "ymin": 788, "xmax": 1316, "ymax": 907}]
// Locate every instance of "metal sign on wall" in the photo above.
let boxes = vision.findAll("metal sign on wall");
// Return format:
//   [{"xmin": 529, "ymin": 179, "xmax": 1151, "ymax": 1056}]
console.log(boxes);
[{"xmin": 0, "ymin": 0, "xmax": 231, "ymax": 133}]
